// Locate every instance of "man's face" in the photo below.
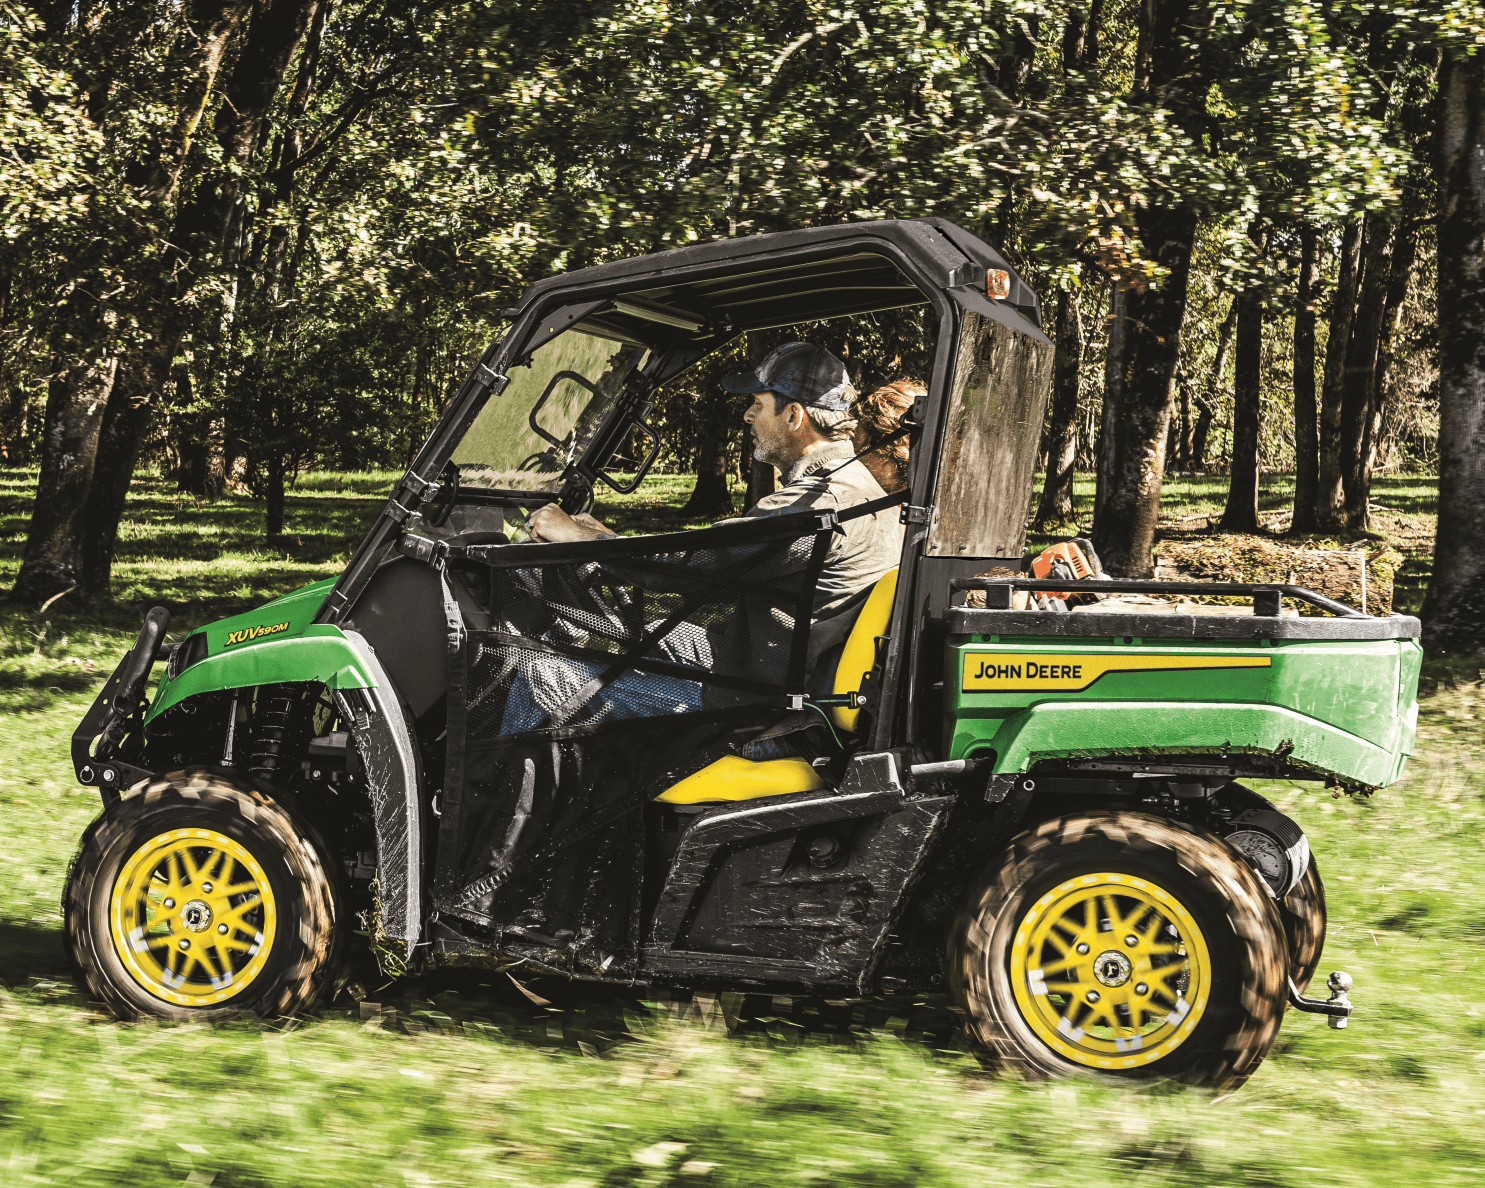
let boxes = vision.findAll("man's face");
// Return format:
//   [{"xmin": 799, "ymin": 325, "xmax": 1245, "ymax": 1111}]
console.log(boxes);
[{"xmin": 743, "ymin": 391, "xmax": 802, "ymax": 469}]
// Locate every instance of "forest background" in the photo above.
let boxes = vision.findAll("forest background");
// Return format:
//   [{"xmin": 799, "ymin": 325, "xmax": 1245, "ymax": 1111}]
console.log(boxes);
[{"xmin": 3, "ymin": 0, "xmax": 1485, "ymax": 649}]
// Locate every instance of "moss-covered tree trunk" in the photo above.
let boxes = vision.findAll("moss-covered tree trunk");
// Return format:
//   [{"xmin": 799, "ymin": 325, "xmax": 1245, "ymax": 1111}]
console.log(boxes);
[{"xmin": 1422, "ymin": 47, "xmax": 1485, "ymax": 653}]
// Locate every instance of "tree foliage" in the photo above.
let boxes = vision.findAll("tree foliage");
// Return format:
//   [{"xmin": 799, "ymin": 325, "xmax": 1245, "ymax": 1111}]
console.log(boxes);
[{"xmin": 0, "ymin": 0, "xmax": 1481, "ymax": 600}]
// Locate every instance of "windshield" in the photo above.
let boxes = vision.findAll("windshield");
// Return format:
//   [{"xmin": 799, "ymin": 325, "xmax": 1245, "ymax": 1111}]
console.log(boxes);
[{"xmin": 453, "ymin": 329, "xmax": 647, "ymax": 493}]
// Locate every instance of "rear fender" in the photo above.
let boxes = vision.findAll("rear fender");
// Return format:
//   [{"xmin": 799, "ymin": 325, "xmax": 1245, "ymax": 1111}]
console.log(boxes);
[{"xmin": 956, "ymin": 700, "xmax": 1398, "ymax": 789}]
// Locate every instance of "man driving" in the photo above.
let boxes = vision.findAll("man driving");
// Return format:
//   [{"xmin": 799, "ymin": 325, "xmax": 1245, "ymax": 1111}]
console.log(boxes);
[{"xmin": 507, "ymin": 343, "xmax": 904, "ymax": 731}]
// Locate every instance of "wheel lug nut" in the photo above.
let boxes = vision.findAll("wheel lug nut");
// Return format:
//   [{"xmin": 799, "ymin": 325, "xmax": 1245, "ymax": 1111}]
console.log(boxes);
[
  {"xmin": 201, "ymin": 883, "xmax": 213, "ymax": 893},
  {"xmin": 218, "ymin": 924, "xmax": 229, "ymax": 934},
  {"xmin": 1086, "ymin": 990, "xmax": 1100, "ymax": 1003},
  {"xmin": 1124, "ymin": 935, "xmax": 1138, "ymax": 947},
  {"xmin": 1136, "ymin": 983, "xmax": 1148, "ymax": 995},
  {"xmin": 1076, "ymin": 943, "xmax": 1090, "ymax": 954},
  {"xmin": 164, "ymin": 898, "xmax": 175, "ymax": 909},
  {"xmin": 178, "ymin": 939, "xmax": 190, "ymax": 950}
]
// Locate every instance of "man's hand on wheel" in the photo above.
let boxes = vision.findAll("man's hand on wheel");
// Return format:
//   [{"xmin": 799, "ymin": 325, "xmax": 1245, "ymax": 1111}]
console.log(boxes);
[{"xmin": 527, "ymin": 504, "xmax": 616, "ymax": 543}]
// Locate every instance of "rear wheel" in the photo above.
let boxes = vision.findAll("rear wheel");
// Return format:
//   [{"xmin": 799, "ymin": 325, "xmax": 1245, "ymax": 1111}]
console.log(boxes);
[
  {"xmin": 64, "ymin": 771, "xmax": 342, "ymax": 1020},
  {"xmin": 949, "ymin": 812, "xmax": 1287, "ymax": 1090}
]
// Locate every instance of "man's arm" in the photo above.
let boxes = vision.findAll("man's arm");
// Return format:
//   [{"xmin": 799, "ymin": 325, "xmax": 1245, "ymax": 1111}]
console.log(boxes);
[{"xmin": 527, "ymin": 504, "xmax": 617, "ymax": 543}]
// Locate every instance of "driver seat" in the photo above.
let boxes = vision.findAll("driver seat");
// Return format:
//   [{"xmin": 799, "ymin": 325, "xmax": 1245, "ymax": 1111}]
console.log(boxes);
[{"xmin": 655, "ymin": 569, "xmax": 899, "ymax": 805}]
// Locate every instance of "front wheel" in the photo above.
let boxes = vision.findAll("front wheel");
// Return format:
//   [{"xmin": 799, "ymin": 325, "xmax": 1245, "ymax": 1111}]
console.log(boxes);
[
  {"xmin": 948, "ymin": 812, "xmax": 1287, "ymax": 1090},
  {"xmin": 64, "ymin": 771, "xmax": 342, "ymax": 1020}
]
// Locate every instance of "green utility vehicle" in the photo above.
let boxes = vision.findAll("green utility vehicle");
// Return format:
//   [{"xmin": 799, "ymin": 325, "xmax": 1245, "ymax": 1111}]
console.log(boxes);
[{"xmin": 64, "ymin": 219, "xmax": 1420, "ymax": 1090}]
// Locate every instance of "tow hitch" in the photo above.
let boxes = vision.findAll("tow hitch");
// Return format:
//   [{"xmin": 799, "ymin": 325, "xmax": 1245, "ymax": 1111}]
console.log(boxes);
[{"xmin": 1288, "ymin": 971, "xmax": 1354, "ymax": 1029}]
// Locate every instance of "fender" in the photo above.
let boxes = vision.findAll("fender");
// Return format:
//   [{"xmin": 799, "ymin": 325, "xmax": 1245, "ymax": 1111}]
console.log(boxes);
[
  {"xmin": 144, "ymin": 627, "xmax": 424, "ymax": 955},
  {"xmin": 954, "ymin": 700, "xmax": 1400, "ymax": 790},
  {"xmin": 145, "ymin": 625, "xmax": 376, "ymax": 722}
]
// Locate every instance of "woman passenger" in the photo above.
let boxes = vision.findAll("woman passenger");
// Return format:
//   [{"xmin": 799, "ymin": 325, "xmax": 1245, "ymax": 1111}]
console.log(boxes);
[{"xmin": 849, "ymin": 379, "xmax": 922, "ymax": 494}]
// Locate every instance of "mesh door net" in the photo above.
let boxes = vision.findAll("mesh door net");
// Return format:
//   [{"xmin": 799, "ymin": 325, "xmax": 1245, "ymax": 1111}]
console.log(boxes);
[
  {"xmin": 461, "ymin": 511, "xmax": 834, "ymax": 740},
  {"xmin": 431, "ymin": 512, "xmax": 836, "ymax": 956}
]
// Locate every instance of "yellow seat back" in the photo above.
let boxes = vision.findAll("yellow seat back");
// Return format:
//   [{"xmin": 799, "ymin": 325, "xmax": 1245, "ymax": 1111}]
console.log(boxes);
[{"xmin": 832, "ymin": 569, "xmax": 898, "ymax": 731}]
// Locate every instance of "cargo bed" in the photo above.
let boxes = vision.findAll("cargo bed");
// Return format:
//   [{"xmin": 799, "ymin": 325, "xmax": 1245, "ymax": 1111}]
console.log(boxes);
[{"xmin": 942, "ymin": 577, "xmax": 1423, "ymax": 791}]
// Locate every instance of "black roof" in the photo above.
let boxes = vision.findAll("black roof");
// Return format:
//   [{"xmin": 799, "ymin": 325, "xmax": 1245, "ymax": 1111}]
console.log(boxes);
[{"xmin": 512, "ymin": 218, "xmax": 1042, "ymax": 344}]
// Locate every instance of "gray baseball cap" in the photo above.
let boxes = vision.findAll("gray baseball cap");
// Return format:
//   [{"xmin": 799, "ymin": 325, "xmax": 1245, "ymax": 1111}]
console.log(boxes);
[{"xmin": 721, "ymin": 343, "xmax": 853, "ymax": 412}]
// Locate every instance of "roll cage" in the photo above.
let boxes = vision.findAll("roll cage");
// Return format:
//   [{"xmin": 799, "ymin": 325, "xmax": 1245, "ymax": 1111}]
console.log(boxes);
[{"xmin": 318, "ymin": 217, "xmax": 1048, "ymax": 760}]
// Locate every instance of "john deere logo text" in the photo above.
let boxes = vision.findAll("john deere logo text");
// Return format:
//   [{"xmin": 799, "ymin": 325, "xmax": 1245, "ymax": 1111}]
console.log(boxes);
[
  {"xmin": 963, "ymin": 653, "xmax": 1271, "ymax": 693},
  {"xmin": 225, "ymin": 621, "xmax": 290, "ymax": 647}
]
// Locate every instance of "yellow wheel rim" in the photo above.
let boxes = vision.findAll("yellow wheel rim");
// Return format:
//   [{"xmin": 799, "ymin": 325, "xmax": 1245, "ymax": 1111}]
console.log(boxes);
[
  {"xmin": 1010, "ymin": 872, "xmax": 1211, "ymax": 1070},
  {"xmin": 107, "ymin": 827, "xmax": 277, "ymax": 1007}
]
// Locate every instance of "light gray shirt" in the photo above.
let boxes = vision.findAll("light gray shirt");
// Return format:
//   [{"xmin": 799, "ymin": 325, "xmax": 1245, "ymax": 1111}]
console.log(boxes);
[{"xmin": 722, "ymin": 439, "xmax": 904, "ymax": 621}]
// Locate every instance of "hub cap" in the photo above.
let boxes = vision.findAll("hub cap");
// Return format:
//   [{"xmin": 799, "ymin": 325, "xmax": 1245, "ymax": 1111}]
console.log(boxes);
[
  {"xmin": 108, "ymin": 828, "xmax": 277, "ymax": 1006},
  {"xmin": 1010, "ymin": 873, "xmax": 1211, "ymax": 1070}
]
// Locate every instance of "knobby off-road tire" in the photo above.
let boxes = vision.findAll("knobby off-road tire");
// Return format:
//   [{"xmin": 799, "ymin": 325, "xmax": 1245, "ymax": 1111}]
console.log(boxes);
[
  {"xmin": 64, "ymin": 771, "xmax": 343, "ymax": 1021},
  {"xmin": 948, "ymin": 812, "xmax": 1288, "ymax": 1091},
  {"xmin": 1279, "ymin": 855, "xmax": 1326, "ymax": 995}
]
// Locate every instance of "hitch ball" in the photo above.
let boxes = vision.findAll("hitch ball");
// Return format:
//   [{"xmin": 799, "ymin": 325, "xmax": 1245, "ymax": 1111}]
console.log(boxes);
[{"xmin": 1326, "ymin": 971, "xmax": 1353, "ymax": 1030}]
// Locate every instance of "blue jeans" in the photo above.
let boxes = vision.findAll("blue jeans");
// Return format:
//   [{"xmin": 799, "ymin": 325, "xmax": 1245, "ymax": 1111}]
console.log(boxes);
[{"xmin": 499, "ymin": 630, "xmax": 711, "ymax": 733}]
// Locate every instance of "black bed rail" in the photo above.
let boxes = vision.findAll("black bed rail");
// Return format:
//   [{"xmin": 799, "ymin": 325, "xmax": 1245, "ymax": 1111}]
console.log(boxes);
[{"xmin": 948, "ymin": 576, "xmax": 1368, "ymax": 619}]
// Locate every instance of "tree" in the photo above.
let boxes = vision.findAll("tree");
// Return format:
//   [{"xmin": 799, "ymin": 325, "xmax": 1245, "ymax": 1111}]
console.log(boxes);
[
  {"xmin": 1033, "ymin": 285, "xmax": 1085, "ymax": 530},
  {"xmin": 1291, "ymin": 222, "xmax": 1322, "ymax": 531},
  {"xmin": 1421, "ymin": 44, "xmax": 1485, "ymax": 653},
  {"xmin": 1220, "ymin": 223, "xmax": 1268, "ymax": 533}
]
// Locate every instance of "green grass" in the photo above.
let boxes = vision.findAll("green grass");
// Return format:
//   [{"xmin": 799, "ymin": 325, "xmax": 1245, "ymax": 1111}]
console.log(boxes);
[{"xmin": 0, "ymin": 466, "xmax": 1478, "ymax": 1186}]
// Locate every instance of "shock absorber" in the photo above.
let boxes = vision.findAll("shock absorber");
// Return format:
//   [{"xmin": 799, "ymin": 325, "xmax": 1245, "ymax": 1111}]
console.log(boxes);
[{"xmin": 248, "ymin": 684, "xmax": 312, "ymax": 782}]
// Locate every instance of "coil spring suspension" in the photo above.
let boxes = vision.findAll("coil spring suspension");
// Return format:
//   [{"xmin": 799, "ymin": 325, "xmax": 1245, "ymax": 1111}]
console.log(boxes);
[{"xmin": 248, "ymin": 684, "xmax": 312, "ymax": 781}]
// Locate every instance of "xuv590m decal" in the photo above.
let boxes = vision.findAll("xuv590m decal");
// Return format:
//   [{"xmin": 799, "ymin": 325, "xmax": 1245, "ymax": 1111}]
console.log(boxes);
[
  {"xmin": 224, "ymin": 621, "xmax": 290, "ymax": 647},
  {"xmin": 962, "ymin": 653, "xmax": 1271, "ymax": 693}
]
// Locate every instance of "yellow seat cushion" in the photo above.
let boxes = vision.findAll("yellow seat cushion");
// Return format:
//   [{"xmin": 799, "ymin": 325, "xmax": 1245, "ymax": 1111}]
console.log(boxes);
[
  {"xmin": 654, "ymin": 755, "xmax": 825, "ymax": 805},
  {"xmin": 832, "ymin": 568, "xmax": 898, "ymax": 731},
  {"xmin": 653, "ymin": 570, "xmax": 898, "ymax": 805}
]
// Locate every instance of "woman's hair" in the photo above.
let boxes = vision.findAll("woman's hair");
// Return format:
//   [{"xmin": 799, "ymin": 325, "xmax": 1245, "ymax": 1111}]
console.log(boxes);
[{"xmin": 851, "ymin": 379, "xmax": 923, "ymax": 491}]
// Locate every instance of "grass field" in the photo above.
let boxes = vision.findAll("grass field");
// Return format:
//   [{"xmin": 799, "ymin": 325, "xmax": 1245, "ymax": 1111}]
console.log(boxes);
[{"xmin": 1, "ymin": 467, "xmax": 1480, "ymax": 1187}]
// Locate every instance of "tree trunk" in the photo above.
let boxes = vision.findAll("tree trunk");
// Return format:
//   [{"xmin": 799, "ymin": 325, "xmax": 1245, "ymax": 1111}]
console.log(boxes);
[
  {"xmin": 1220, "ymin": 277, "xmax": 1264, "ymax": 532},
  {"xmin": 80, "ymin": 355, "xmax": 159, "ymax": 600},
  {"xmin": 1339, "ymin": 214, "xmax": 1397, "ymax": 530},
  {"xmin": 1291, "ymin": 222, "xmax": 1322, "ymax": 532},
  {"xmin": 266, "ymin": 454, "xmax": 288, "ymax": 537},
  {"xmin": 684, "ymin": 390, "xmax": 737, "ymax": 518},
  {"xmin": 1191, "ymin": 397, "xmax": 1215, "ymax": 470},
  {"xmin": 11, "ymin": 348, "xmax": 118, "ymax": 603},
  {"xmin": 1093, "ymin": 205, "xmax": 1199, "ymax": 577},
  {"xmin": 1034, "ymin": 287, "xmax": 1083, "ymax": 530},
  {"xmin": 1365, "ymin": 220, "xmax": 1420, "ymax": 481},
  {"xmin": 1422, "ymin": 47, "xmax": 1485, "ymax": 652},
  {"xmin": 1317, "ymin": 219, "xmax": 1363, "ymax": 532},
  {"xmin": 1175, "ymin": 371, "xmax": 1193, "ymax": 472},
  {"xmin": 1093, "ymin": 285, "xmax": 1124, "ymax": 523},
  {"xmin": 1221, "ymin": 222, "xmax": 1269, "ymax": 534}
]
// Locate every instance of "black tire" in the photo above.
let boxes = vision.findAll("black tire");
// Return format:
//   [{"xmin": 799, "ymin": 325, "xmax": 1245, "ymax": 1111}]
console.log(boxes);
[
  {"xmin": 948, "ymin": 812, "xmax": 1288, "ymax": 1090},
  {"xmin": 64, "ymin": 770, "xmax": 343, "ymax": 1021},
  {"xmin": 1280, "ymin": 855, "xmax": 1326, "ymax": 995}
]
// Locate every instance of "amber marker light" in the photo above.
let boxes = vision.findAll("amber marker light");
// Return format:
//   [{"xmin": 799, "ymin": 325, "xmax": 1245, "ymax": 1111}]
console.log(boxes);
[{"xmin": 987, "ymin": 268, "xmax": 1011, "ymax": 300}]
